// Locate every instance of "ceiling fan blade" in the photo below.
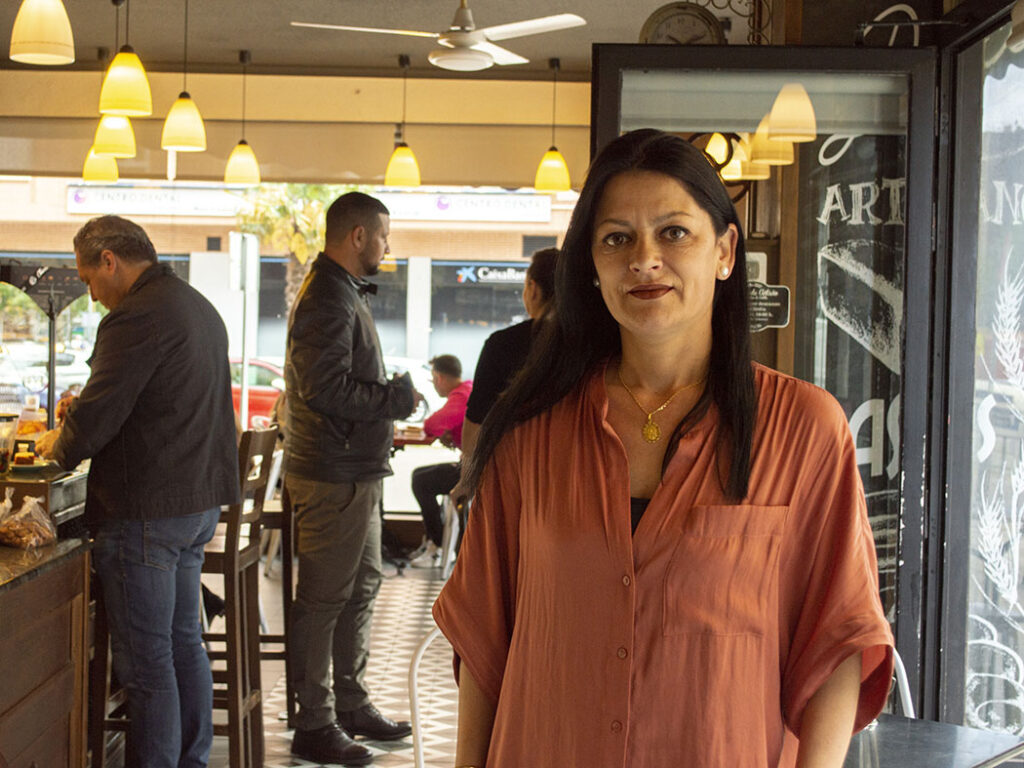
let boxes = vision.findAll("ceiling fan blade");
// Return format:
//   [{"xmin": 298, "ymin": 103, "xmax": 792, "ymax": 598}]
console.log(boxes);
[
  {"xmin": 290, "ymin": 21, "xmax": 439, "ymax": 39},
  {"xmin": 470, "ymin": 41, "xmax": 528, "ymax": 66},
  {"xmin": 479, "ymin": 13, "xmax": 586, "ymax": 42}
]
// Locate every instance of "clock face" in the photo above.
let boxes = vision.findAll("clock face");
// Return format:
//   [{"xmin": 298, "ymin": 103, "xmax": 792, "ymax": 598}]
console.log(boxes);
[{"xmin": 640, "ymin": 2, "xmax": 726, "ymax": 45}]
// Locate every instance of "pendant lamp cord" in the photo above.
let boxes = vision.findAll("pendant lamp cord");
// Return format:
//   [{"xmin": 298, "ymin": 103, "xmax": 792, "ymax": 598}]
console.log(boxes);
[
  {"xmin": 550, "ymin": 58, "xmax": 559, "ymax": 146},
  {"xmin": 114, "ymin": 2, "xmax": 120, "ymax": 51},
  {"xmin": 399, "ymin": 53, "xmax": 411, "ymax": 140},
  {"xmin": 182, "ymin": 0, "xmax": 190, "ymax": 90},
  {"xmin": 241, "ymin": 57, "xmax": 248, "ymax": 139},
  {"xmin": 125, "ymin": 0, "xmax": 130, "ymax": 45}
]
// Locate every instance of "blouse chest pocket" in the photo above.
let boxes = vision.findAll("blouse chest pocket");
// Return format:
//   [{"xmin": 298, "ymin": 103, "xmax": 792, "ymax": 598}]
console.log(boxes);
[{"xmin": 662, "ymin": 505, "xmax": 789, "ymax": 638}]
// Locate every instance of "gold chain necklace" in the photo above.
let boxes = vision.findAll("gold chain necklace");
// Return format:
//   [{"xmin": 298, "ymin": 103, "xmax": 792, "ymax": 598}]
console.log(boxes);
[{"xmin": 616, "ymin": 366, "xmax": 705, "ymax": 443}]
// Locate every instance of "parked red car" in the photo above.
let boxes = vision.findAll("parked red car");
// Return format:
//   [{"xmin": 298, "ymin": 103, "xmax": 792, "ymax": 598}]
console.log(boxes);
[{"xmin": 229, "ymin": 357, "xmax": 285, "ymax": 428}]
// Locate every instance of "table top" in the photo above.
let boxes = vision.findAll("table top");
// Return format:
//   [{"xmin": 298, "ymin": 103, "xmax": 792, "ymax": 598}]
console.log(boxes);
[
  {"xmin": 845, "ymin": 713, "xmax": 1024, "ymax": 768},
  {"xmin": 393, "ymin": 427, "xmax": 436, "ymax": 449}
]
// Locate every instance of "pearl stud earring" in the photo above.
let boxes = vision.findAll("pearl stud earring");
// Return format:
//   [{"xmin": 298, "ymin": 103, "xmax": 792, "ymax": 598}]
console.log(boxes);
[
  {"xmin": 720, "ymin": 267, "xmax": 729, "ymax": 277},
  {"xmin": 593, "ymin": 277, "xmax": 600, "ymax": 287}
]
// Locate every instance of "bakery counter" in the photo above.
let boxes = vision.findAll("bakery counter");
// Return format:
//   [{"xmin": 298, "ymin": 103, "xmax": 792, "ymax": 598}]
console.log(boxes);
[
  {"xmin": 0, "ymin": 462, "xmax": 88, "ymax": 533},
  {"xmin": 0, "ymin": 538, "xmax": 89, "ymax": 767}
]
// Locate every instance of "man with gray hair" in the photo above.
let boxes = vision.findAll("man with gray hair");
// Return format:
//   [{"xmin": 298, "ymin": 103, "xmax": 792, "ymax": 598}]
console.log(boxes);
[
  {"xmin": 286, "ymin": 192, "xmax": 417, "ymax": 764},
  {"xmin": 37, "ymin": 214, "xmax": 239, "ymax": 768}
]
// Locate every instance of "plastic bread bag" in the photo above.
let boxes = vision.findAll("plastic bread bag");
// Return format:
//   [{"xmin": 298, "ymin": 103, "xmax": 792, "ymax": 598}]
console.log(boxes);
[{"xmin": 0, "ymin": 493, "xmax": 56, "ymax": 549}]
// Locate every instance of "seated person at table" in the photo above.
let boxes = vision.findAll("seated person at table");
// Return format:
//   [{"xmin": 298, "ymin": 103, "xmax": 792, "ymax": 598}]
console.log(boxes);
[{"xmin": 409, "ymin": 354, "xmax": 472, "ymax": 567}]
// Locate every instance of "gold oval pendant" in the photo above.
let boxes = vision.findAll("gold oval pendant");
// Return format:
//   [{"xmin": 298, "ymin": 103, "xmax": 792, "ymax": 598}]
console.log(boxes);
[{"xmin": 642, "ymin": 420, "xmax": 661, "ymax": 443}]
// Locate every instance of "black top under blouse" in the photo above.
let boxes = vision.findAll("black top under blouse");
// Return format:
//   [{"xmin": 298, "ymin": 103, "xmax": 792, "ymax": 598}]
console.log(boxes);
[{"xmin": 630, "ymin": 497, "xmax": 650, "ymax": 535}]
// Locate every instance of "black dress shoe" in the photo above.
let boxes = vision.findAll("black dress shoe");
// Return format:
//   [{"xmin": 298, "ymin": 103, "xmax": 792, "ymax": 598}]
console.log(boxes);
[
  {"xmin": 337, "ymin": 703, "xmax": 412, "ymax": 741},
  {"xmin": 291, "ymin": 722, "xmax": 374, "ymax": 766}
]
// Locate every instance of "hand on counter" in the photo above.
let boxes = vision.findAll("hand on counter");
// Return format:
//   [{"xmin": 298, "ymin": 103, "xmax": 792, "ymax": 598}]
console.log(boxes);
[{"xmin": 34, "ymin": 428, "xmax": 61, "ymax": 459}]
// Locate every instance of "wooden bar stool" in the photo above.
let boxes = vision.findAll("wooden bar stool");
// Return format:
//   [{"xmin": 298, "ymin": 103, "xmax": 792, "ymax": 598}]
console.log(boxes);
[
  {"xmin": 258, "ymin": 477, "xmax": 297, "ymax": 729},
  {"xmin": 203, "ymin": 427, "xmax": 277, "ymax": 768},
  {"xmin": 87, "ymin": 586, "xmax": 131, "ymax": 768}
]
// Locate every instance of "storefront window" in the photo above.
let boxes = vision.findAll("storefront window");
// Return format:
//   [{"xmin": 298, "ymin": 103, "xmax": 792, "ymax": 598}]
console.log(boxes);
[
  {"xmin": 429, "ymin": 261, "xmax": 528, "ymax": 375},
  {"xmin": 0, "ymin": 253, "xmax": 188, "ymax": 414},
  {"xmin": 965, "ymin": 23, "xmax": 1024, "ymax": 733}
]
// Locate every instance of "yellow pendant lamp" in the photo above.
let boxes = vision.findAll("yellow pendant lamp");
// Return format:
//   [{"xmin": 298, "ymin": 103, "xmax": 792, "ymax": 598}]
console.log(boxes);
[
  {"xmin": 161, "ymin": 0, "xmax": 205, "ymax": 152},
  {"xmin": 99, "ymin": 2, "xmax": 151, "ymax": 116},
  {"xmin": 750, "ymin": 114, "xmax": 794, "ymax": 166},
  {"xmin": 82, "ymin": 148, "xmax": 119, "ymax": 182},
  {"xmin": 9, "ymin": 0, "xmax": 74, "ymax": 65},
  {"xmin": 767, "ymin": 83, "xmax": 817, "ymax": 143},
  {"xmin": 93, "ymin": 114, "xmax": 136, "ymax": 158},
  {"xmin": 535, "ymin": 57, "xmax": 570, "ymax": 192},
  {"xmin": 385, "ymin": 139, "xmax": 421, "ymax": 187},
  {"xmin": 224, "ymin": 51, "xmax": 261, "ymax": 185},
  {"xmin": 384, "ymin": 54, "xmax": 421, "ymax": 187}
]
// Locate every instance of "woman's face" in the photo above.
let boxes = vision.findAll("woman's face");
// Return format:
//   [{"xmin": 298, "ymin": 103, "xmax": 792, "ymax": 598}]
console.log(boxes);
[{"xmin": 591, "ymin": 170, "xmax": 736, "ymax": 345}]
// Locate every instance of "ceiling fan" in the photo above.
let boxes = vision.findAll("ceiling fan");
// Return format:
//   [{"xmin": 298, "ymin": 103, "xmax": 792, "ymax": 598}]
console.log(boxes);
[{"xmin": 291, "ymin": 0, "xmax": 586, "ymax": 72}]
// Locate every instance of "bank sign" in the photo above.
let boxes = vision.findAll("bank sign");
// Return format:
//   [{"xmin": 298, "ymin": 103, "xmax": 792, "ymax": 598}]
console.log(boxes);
[{"xmin": 455, "ymin": 264, "xmax": 528, "ymax": 284}]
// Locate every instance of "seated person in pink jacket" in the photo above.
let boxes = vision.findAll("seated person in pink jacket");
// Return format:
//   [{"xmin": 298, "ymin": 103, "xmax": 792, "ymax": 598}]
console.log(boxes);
[{"xmin": 409, "ymin": 354, "xmax": 472, "ymax": 567}]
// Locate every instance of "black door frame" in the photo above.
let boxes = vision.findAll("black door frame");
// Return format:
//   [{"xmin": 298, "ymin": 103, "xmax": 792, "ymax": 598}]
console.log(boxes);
[
  {"xmin": 591, "ymin": 42, "xmax": 938, "ymax": 713},
  {"xmin": 932, "ymin": 0, "xmax": 1018, "ymax": 724}
]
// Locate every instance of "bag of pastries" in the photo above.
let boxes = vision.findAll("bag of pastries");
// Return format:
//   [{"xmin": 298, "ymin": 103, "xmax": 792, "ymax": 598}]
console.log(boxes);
[{"xmin": 0, "ymin": 489, "xmax": 56, "ymax": 549}]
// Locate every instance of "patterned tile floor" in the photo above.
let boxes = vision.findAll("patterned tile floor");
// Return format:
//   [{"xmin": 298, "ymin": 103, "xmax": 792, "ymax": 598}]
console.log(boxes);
[{"xmin": 208, "ymin": 563, "xmax": 457, "ymax": 768}]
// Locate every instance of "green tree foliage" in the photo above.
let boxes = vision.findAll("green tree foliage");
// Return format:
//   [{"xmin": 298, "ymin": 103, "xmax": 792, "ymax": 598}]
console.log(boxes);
[{"xmin": 236, "ymin": 183, "xmax": 360, "ymax": 311}]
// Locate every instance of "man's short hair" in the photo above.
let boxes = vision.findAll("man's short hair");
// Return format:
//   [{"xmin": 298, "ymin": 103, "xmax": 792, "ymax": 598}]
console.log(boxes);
[
  {"xmin": 73, "ymin": 215, "xmax": 158, "ymax": 267},
  {"xmin": 325, "ymin": 192, "xmax": 390, "ymax": 245},
  {"xmin": 430, "ymin": 354, "xmax": 462, "ymax": 379}
]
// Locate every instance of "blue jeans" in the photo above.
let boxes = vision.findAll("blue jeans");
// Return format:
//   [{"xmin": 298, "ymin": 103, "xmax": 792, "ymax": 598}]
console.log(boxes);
[{"xmin": 92, "ymin": 508, "xmax": 221, "ymax": 768}]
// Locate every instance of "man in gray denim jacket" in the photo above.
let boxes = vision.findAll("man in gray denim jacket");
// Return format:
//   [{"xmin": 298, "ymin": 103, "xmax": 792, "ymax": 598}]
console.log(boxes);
[{"xmin": 38, "ymin": 214, "xmax": 239, "ymax": 768}]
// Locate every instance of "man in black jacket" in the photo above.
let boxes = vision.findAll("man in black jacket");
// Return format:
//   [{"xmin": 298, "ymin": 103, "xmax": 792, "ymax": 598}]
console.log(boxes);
[
  {"xmin": 285, "ymin": 192, "xmax": 417, "ymax": 765},
  {"xmin": 37, "ymin": 215, "xmax": 239, "ymax": 768}
]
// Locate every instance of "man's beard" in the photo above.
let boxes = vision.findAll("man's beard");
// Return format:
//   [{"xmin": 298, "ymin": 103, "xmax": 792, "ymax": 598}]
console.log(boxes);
[{"xmin": 358, "ymin": 247, "xmax": 380, "ymax": 277}]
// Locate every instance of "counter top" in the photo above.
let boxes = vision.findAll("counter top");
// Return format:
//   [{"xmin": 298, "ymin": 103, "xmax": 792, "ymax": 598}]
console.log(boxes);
[{"xmin": 0, "ymin": 536, "xmax": 89, "ymax": 595}]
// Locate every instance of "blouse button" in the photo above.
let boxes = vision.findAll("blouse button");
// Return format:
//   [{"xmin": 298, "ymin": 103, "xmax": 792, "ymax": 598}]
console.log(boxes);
[
  {"xmin": 622, "ymin": 575, "xmax": 631, "ymax": 586},
  {"xmin": 611, "ymin": 720, "xmax": 623, "ymax": 733},
  {"xmin": 617, "ymin": 647, "xmax": 628, "ymax": 659}
]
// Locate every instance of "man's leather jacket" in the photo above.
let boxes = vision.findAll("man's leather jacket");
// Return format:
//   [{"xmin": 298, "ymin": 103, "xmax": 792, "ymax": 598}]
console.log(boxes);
[{"xmin": 284, "ymin": 254, "xmax": 416, "ymax": 483}]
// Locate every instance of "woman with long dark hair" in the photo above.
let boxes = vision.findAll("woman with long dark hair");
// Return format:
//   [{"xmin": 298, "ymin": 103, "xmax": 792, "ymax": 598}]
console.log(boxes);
[{"xmin": 434, "ymin": 129, "xmax": 893, "ymax": 767}]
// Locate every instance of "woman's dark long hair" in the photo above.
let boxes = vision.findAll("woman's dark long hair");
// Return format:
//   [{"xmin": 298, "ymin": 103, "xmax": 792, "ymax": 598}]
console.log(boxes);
[{"xmin": 469, "ymin": 129, "xmax": 756, "ymax": 500}]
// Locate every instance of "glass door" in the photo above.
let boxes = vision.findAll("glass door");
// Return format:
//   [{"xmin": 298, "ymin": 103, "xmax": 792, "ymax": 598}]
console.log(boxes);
[
  {"xmin": 945, "ymin": 16, "xmax": 1024, "ymax": 728},
  {"xmin": 593, "ymin": 43, "xmax": 936, "ymax": 706}
]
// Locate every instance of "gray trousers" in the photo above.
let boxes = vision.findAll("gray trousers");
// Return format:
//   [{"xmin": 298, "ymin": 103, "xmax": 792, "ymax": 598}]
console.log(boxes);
[{"xmin": 286, "ymin": 474, "xmax": 383, "ymax": 731}]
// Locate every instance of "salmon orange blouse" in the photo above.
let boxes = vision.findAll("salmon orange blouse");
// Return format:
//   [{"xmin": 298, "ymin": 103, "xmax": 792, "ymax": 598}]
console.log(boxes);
[{"xmin": 433, "ymin": 363, "xmax": 894, "ymax": 768}]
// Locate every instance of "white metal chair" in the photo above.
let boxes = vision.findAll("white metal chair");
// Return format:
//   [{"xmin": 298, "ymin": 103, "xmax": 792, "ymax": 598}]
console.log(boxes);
[
  {"xmin": 409, "ymin": 624, "xmax": 444, "ymax": 768},
  {"xmin": 892, "ymin": 648, "xmax": 915, "ymax": 718},
  {"xmin": 439, "ymin": 495, "xmax": 464, "ymax": 580}
]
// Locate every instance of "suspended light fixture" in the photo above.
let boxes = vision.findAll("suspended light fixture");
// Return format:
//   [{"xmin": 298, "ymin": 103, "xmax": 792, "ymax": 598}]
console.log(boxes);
[
  {"xmin": 767, "ymin": 83, "xmax": 817, "ymax": 143},
  {"xmin": 534, "ymin": 57, "xmax": 570, "ymax": 192},
  {"xmin": 703, "ymin": 132, "xmax": 731, "ymax": 167},
  {"xmin": 384, "ymin": 54, "xmax": 421, "ymax": 187},
  {"xmin": 99, "ymin": 0, "xmax": 152, "ymax": 116},
  {"xmin": 93, "ymin": 114, "xmax": 136, "ymax": 157},
  {"xmin": 9, "ymin": 0, "xmax": 74, "ymax": 65},
  {"xmin": 1008, "ymin": 0, "xmax": 1024, "ymax": 53},
  {"xmin": 161, "ymin": 0, "xmax": 205, "ymax": 152},
  {"xmin": 224, "ymin": 49, "xmax": 261, "ymax": 185},
  {"xmin": 750, "ymin": 114, "xmax": 794, "ymax": 165},
  {"xmin": 82, "ymin": 148, "xmax": 119, "ymax": 182}
]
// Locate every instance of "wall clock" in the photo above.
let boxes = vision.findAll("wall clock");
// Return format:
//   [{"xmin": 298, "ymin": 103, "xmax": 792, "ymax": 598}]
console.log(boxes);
[{"xmin": 639, "ymin": 2, "xmax": 727, "ymax": 45}]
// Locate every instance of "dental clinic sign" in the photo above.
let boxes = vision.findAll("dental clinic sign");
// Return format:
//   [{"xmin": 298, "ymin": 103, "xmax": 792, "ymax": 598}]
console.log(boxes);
[{"xmin": 67, "ymin": 184, "xmax": 244, "ymax": 217}]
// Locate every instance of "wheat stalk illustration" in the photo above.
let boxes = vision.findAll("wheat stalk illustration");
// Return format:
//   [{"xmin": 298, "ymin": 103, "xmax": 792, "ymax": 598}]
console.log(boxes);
[{"xmin": 995, "ymin": 251, "xmax": 1024, "ymax": 391}]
